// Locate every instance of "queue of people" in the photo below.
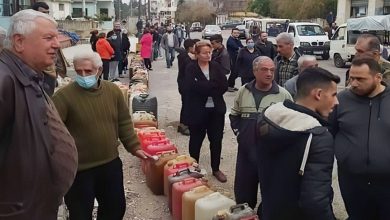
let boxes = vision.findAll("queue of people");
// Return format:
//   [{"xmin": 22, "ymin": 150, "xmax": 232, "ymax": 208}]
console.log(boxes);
[{"xmin": 3, "ymin": 6, "xmax": 390, "ymax": 220}]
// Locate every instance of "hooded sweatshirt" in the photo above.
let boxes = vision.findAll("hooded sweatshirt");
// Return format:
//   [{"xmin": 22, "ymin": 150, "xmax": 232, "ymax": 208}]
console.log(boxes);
[{"xmin": 257, "ymin": 100, "xmax": 335, "ymax": 220}]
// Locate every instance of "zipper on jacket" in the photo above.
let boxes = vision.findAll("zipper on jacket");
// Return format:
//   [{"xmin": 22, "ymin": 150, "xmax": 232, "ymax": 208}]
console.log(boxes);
[{"xmin": 366, "ymin": 100, "xmax": 372, "ymax": 167}]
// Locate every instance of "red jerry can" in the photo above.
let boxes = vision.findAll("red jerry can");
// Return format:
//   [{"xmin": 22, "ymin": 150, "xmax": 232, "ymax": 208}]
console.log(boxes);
[
  {"xmin": 163, "ymin": 155, "xmax": 197, "ymax": 196},
  {"xmin": 140, "ymin": 136, "xmax": 169, "ymax": 149},
  {"xmin": 240, "ymin": 215, "xmax": 260, "ymax": 220},
  {"xmin": 137, "ymin": 127, "xmax": 165, "ymax": 141},
  {"xmin": 171, "ymin": 178, "xmax": 205, "ymax": 220},
  {"xmin": 144, "ymin": 142, "xmax": 178, "ymax": 156},
  {"xmin": 144, "ymin": 150, "xmax": 178, "ymax": 195},
  {"xmin": 167, "ymin": 168, "xmax": 206, "ymax": 212}
]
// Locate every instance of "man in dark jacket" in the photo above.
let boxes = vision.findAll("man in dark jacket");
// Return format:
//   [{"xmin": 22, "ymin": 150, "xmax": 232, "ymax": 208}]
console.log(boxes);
[
  {"xmin": 227, "ymin": 28, "xmax": 244, "ymax": 91},
  {"xmin": 257, "ymin": 67, "xmax": 339, "ymax": 220},
  {"xmin": 0, "ymin": 9, "xmax": 78, "ymax": 219},
  {"xmin": 230, "ymin": 56, "xmax": 292, "ymax": 210},
  {"xmin": 255, "ymin": 31, "xmax": 276, "ymax": 59},
  {"xmin": 330, "ymin": 56, "xmax": 390, "ymax": 220},
  {"xmin": 210, "ymin": 34, "xmax": 230, "ymax": 75},
  {"xmin": 110, "ymin": 21, "xmax": 125, "ymax": 78},
  {"xmin": 176, "ymin": 39, "xmax": 197, "ymax": 136}
]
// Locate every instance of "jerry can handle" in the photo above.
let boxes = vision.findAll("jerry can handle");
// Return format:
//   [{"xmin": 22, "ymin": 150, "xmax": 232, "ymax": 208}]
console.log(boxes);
[
  {"xmin": 181, "ymin": 177, "xmax": 197, "ymax": 184},
  {"xmin": 139, "ymin": 93, "xmax": 149, "ymax": 99},
  {"xmin": 175, "ymin": 155, "xmax": 189, "ymax": 161},
  {"xmin": 174, "ymin": 168, "xmax": 191, "ymax": 176},
  {"xmin": 192, "ymin": 185, "xmax": 209, "ymax": 193},
  {"xmin": 230, "ymin": 203, "xmax": 248, "ymax": 213},
  {"xmin": 173, "ymin": 163, "xmax": 189, "ymax": 169},
  {"xmin": 156, "ymin": 150, "xmax": 177, "ymax": 156}
]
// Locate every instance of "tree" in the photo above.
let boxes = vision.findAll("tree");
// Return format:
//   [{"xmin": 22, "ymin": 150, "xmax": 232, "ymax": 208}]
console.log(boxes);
[
  {"xmin": 176, "ymin": 1, "xmax": 215, "ymax": 25},
  {"xmin": 248, "ymin": 0, "xmax": 273, "ymax": 17}
]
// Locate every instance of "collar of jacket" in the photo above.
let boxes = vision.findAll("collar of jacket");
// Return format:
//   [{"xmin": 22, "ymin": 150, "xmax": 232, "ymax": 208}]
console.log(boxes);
[
  {"xmin": 0, "ymin": 49, "xmax": 43, "ymax": 87},
  {"xmin": 264, "ymin": 100, "xmax": 327, "ymax": 134},
  {"xmin": 245, "ymin": 80, "xmax": 280, "ymax": 94}
]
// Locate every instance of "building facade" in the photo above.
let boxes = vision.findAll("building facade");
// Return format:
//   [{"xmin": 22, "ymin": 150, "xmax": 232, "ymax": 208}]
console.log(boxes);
[{"xmin": 337, "ymin": 0, "xmax": 390, "ymax": 24}]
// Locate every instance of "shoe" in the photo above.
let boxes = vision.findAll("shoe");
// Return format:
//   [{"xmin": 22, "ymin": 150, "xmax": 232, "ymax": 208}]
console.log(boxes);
[
  {"xmin": 178, "ymin": 125, "xmax": 190, "ymax": 136},
  {"xmin": 110, "ymin": 78, "xmax": 120, "ymax": 82},
  {"xmin": 119, "ymin": 75, "xmax": 124, "ymax": 78},
  {"xmin": 227, "ymin": 87, "xmax": 236, "ymax": 92},
  {"xmin": 148, "ymin": 68, "xmax": 153, "ymax": 71},
  {"xmin": 213, "ymin": 170, "xmax": 227, "ymax": 183}
]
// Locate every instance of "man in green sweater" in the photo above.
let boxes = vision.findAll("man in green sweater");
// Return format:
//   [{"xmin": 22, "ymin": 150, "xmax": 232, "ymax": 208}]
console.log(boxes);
[{"xmin": 52, "ymin": 51, "xmax": 147, "ymax": 220}]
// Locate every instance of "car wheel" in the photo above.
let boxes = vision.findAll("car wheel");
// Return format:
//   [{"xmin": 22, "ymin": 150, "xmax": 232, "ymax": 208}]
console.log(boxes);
[
  {"xmin": 322, "ymin": 53, "xmax": 330, "ymax": 60},
  {"xmin": 334, "ymin": 54, "xmax": 345, "ymax": 68}
]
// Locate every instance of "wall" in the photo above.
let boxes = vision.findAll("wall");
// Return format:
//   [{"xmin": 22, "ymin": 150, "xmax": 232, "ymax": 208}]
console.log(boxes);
[
  {"xmin": 50, "ymin": 2, "xmax": 72, "ymax": 20},
  {"xmin": 57, "ymin": 20, "xmax": 98, "ymax": 30},
  {"xmin": 72, "ymin": 2, "xmax": 96, "ymax": 17}
]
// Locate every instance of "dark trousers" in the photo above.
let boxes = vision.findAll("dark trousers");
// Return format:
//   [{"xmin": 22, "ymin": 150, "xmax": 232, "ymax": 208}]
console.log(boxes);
[
  {"xmin": 144, "ymin": 58, "xmax": 152, "ymax": 69},
  {"xmin": 102, "ymin": 59, "xmax": 110, "ymax": 80},
  {"xmin": 228, "ymin": 61, "xmax": 238, "ymax": 87},
  {"xmin": 179, "ymin": 93, "xmax": 188, "ymax": 125},
  {"xmin": 165, "ymin": 47, "xmax": 175, "ymax": 67},
  {"xmin": 234, "ymin": 154, "xmax": 259, "ymax": 209},
  {"xmin": 338, "ymin": 170, "xmax": 390, "ymax": 220},
  {"xmin": 64, "ymin": 158, "xmax": 126, "ymax": 220},
  {"xmin": 188, "ymin": 109, "xmax": 225, "ymax": 171},
  {"xmin": 118, "ymin": 60, "xmax": 124, "ymax": 76}
]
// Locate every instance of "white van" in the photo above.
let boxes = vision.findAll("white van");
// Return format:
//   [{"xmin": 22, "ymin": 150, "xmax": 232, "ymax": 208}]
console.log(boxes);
[
  {"xmin": 287, "ymin": 22, "xmax": 330, "ymax": 60},
  {"xmin": 330, "ymin": 15, "xmax": 390, "ymax": 67}
]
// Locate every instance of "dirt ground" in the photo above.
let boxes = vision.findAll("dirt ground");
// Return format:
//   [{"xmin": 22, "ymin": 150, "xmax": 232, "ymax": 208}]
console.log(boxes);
[{"xmin": 119, "ymin": 56, "xmax": 349, "ymax": 220}]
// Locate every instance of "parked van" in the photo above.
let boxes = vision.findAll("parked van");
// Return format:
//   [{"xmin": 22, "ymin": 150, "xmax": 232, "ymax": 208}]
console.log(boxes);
[
  {"xmin": 244, "ymin": 18, "xmax": 289, "ymax": 42},
  {"xmin": 330, "ymin": 15, "xmax": 390, "ymax": 67},
  {"xmin": 287, "ymin": 22, "xmax": 330, "ymax": 60}
]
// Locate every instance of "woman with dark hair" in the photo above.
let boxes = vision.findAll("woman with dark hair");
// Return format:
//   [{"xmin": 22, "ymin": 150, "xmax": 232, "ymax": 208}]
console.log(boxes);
[
  {"xmin": 90, "ymin": 30, "xmax": 99, "ymax": 52},
  {"xmin": 183, "ymin": 41, "xmax": 228, "ymax": 183},
  {"xmin": 96, "ymin": 32, "xmax": 114, "ymax": 80},
  {"xmin": 235, "ymin": 38, "xmax": 261, "ymax": 85},
  {"xmin": 140, "ymin": 28, "xmax": 153, "ymax": 70}
]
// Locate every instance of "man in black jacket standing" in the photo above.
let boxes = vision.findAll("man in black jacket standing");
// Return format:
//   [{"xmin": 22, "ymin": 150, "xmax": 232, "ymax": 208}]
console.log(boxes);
[
  {"xmin": 227, "ymin": 28, "xmax": 243, "ymax": 92},
  {"xmin": 257, "ymin": 67, "xmax": 339, "ymax": 220},
  {"xmin": 210, "ymin": 34, "xmax": 230, "ymax": 75},
  {"xmin": 255, "ymin": 32, "xmax": 276, "ymax": 59},
  {"xmin": 330, "ymin": 56, "xmax": 390, "ymax": 220}
]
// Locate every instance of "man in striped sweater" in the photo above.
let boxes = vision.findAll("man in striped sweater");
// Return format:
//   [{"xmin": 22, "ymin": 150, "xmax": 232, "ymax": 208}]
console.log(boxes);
[{"xmin": 52, "ymin": 51, "xmax": 147, "ymax": 220}]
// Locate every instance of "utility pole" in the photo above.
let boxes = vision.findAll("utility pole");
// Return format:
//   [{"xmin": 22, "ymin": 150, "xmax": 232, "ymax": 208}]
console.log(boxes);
[
  {"xmin": 148, "ymin": 0, "xmax": 151, "ymax": 21},
  {"xmin": 130, "ymin": 0, "xmax": 133, "ymax": 17},
  {"xmin": 138, "ymin": 0, "xmax": 141, "ymax": 20},
  {"xmin": 82, "ymin": 0, "xmax": 86, "ymax": 17}
]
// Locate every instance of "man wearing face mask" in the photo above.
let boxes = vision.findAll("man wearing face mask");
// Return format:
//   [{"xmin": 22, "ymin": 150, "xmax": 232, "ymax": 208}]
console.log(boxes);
[
  {"xmin": 235, "ymin": 38, "xmax": 261, "ymax": 85},
  {"xmin": 161, "ymin": 26, "xmax": 179, "ymax": 68},
  {"xmin": 52, "ymin": 51, "xmax": 147, "ymax": 219},
  {"xmin": 109, "ymin": 21, "xmax": 125, "ymax": 78}
]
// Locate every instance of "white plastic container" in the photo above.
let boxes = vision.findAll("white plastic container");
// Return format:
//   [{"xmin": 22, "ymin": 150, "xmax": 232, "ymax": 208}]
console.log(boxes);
[{"xmin": 194, "ymin": 192, "xmax": 236, "ymax": 220}]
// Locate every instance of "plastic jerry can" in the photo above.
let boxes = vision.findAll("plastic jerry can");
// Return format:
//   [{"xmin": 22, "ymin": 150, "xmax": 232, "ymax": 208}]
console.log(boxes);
[
  {"xmin": 194, "ymin": 192, "xmax": 236, "ymax": 220},
  {"xmin": 225, "ymin": 203, "xmax": 256, "ymax": 220},
  {"xmin": 167, "ymin": 168, "xmax": 206, "ymax": 211},
  {"xmin": 137, "ymin": 127, "xmax": 165, "ymax": 141},
  {"xmin": 144, "ymin": 150, "xmax": 178, "ymax": 195},
  {"xmin": 140, "ymin": 136, "xmax": 168, "ymax": 148},
  {"xmin": 171, "ymin": 178, "xmax": 205, "ymax": 220},
  {"xmin": 212, "ymin": 210, "xmax": 228, "ymax": 220},
  {"xmin": 240, "ymin": 215, "xmax": 259, "ymax": 220},
  {"xmin": 132, "ymin": 93, "xmax": 158, "ymax": 119},
  {"xmin": 182, "ymin": 186, "xmax": 214, "ymax": 220},
  {"xmin": 163, "ymin": 155, "xmax": 197, "ymax": 195},
  {"xmin": 144, "ymin": 142, "xmax": 178, "ymax": 156}
]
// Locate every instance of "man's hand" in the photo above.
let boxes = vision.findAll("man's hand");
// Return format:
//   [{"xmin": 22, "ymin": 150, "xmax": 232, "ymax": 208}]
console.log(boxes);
[{"xmin": 134, "ymin": 149, "xmax": 148, "ymax": 160}]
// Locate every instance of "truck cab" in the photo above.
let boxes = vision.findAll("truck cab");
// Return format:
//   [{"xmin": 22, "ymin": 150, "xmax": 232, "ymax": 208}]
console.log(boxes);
[{"xmin": 287, "ymin": 22, "xmax": 330, "ymax": 60}]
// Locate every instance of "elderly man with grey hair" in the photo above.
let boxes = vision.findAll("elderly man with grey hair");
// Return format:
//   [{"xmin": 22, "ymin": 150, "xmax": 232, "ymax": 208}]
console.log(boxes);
[
  {"xmin": 52, "ymin": 50, "xmax": 147, "ymax": 220},
  {"xmin": 274, "ymin": 32, "xmax": 301, "ymax": 86},
  {"xmin": 0, "ymin": 9, "xmax": 78, "ymax": 219},
  {"xmin": 0, "ymin": 26, "xmax": 6, "ymax": 51},
  {"xmin": 284, "ymin": 55, "xmax": 318, "ymax": 98},
  {"xmin": 229, "ymin": 56, "xmax": 292, "ymax": 210}
]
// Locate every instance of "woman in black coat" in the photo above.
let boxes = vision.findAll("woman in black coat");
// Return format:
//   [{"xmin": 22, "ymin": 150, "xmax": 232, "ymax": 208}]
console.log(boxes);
[
  {"xmin": 183, "ymin": 41, "xmax": 228, "ymax": 182},
  {"xmin": 235, "ymin": 38, "xmax": 261, "ymax": 85}
]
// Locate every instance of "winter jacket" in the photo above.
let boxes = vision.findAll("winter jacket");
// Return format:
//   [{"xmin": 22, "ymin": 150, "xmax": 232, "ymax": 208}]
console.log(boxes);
[
  {"xmin": 257, "ymin": 100, "xmax": 335, "ymax": 220},
  {"xmin": 177, "ymin": 48, "xmax": 193, "ymax": 94},
  {"xmin": 96, "ymin": 38, "xmax": 115, "ymax": 60},
  {"xmin": 255, "ymin": 40, "xmax": 276, "ymax": 59},
  {"xmin": 230, "ymin": 81, "xmax": 292, "ymax": 162},
  {"xmin": 183, "ymin": 60, "xmax": 228, "ymax": 126},
  {"xmin": 235, "ymin": 47, "xmax": 261, "ymax": 79},
  {"xmin": 140, "ymin": 33, "xmax": 153, "ymax": 59},
  {"xmin": 211, "ymin": 45, "xmax": 230, "ymax": 75},
  {"xmin": 107, "ymin": 30, "xmax": 123, "ymax": 61},
  {"xmin": 274, "ymin": 52, "xmax": 300, "ymax": 86},
  {"xmin": 161, "ymin": 33, "xmax": 179, "ymax": 50},
  {"xmin": 330, "ymin": 87, "xmax": 390, "ymax": 177},
  {"xmin": 284, "ymin": 75, "xmax": 298, "ymax": 99},
  {"xmin": 227, "ymin": 36, "xmax": 243, "ymax": 70},
  {"xmin": 0, "ymin": 49, "xmax": 78, "ymax": 219}
]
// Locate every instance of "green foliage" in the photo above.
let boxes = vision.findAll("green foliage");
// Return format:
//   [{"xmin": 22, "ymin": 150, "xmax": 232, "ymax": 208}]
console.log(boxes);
[
  {"xmin": 176, "ymin": 1, "xmax": 215, "ymax": 25},
  {"xmin": 248, "ymin": 0, "xmax": 272, "ymax": 17}
]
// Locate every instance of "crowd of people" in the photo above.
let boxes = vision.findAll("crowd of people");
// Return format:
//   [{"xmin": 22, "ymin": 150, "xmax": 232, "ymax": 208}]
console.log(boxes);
[{"xmin": 3, "ymin": 3, "xmax": 390, "ymax": 220}]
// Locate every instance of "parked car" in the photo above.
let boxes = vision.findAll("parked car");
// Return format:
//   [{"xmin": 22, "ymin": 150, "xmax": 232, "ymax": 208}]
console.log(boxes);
[
  {"xmin": 287, "ymin": 22, "xmax": 330, "ymax": 60},
  {"xmin": 190, "ymin": 22, "xmax": 202, "ymax": 32},
  {"xmin": 219, "ymin": 21, "xmax": 242, "ymax": 30},
  {"xmin": 202, "ymin": 25, "xmax": 222, "ymax": 39},
  {"xmin": 236, "ymin": 24, "xmax": 246, "ymax": 39}
]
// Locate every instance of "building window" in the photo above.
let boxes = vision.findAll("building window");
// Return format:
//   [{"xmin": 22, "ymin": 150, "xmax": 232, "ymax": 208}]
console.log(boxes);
[
  {"xmin": 351, "ymin": 6, "xmax": 367, "ymax": 17},
  {"xmin": 385, "ymin": 6, "xmax": 390, "ymax": 15},
  {"xmin": 59, "ymin": 4, "xmax": 64, "ymax": 11},
  {"xmin": 100, "ymin": 8, "xmax": 108, "ymax": 16}
]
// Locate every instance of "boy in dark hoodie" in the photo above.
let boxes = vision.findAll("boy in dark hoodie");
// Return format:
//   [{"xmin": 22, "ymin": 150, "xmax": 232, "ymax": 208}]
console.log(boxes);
[{"xmin": 256, "ymin": 67, "xmax": 339, "ymax": 220}]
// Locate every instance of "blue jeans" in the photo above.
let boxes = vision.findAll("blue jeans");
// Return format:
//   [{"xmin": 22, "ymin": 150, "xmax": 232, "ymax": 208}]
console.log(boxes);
[{"xmin": 165, "ymin": 47, "xmax": 175, "ymax": 67}]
